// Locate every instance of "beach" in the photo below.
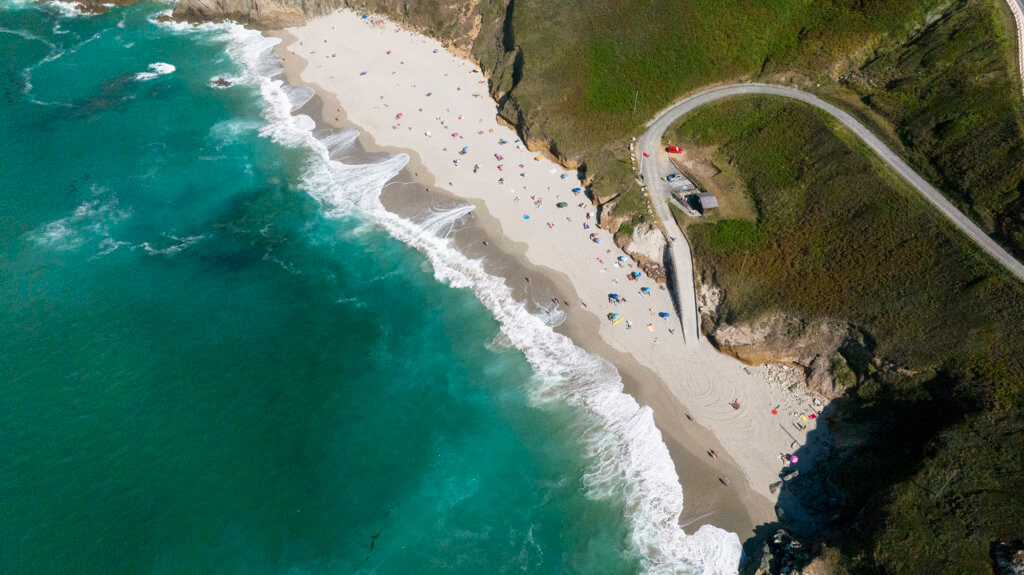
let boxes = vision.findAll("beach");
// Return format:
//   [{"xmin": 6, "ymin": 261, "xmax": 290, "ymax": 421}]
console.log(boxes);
[{"xmin": 268, "ymin": 9, "xmax": 828, "ymax": 541}]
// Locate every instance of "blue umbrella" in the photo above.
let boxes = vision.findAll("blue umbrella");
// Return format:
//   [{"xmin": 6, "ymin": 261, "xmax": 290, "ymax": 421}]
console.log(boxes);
[
  {"xmin": 572, "ymin": 187, "xmax": 583, "ymax": 193},
  {"xmin": 617, "ymin": 256, "xmax": 628, "ymax": 261},
  {"xmin": 659, "ymin": 312, "xmax": 670, "ymax": 318},
  {"xmin": 609, "ymin": 293, "xmax": 620, "ymax": 299},
  {"xmin": 641, "ymin": 287, "xmax": 651, "ymax": 293},
  {"xmin": 631, "ymin": 271, "xmax": 642, "ymax": 278}
]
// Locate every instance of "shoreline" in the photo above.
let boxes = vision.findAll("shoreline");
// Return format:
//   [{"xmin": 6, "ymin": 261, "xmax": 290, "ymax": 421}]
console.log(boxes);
[
  {"xmin": 271, "ymin": 31, "xmax": 768, "ymax": 537},
  {"xmin": 263, "ymin": 12, "xmax": 822, "ymax": 546}
]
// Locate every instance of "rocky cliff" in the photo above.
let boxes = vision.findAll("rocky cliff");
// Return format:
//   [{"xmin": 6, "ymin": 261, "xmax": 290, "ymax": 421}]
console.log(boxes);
[{"xmin": 171, "ymin": 0, "xmax": 341, "ymax": 28}]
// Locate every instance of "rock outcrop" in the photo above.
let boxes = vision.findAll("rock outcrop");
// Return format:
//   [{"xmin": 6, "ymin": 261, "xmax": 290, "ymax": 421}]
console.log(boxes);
[
  {"xmin": 619, "ymin": 221, "xmax": 667, "ymax": 281},
  {"xmin": 709, "ymin": 313, "xmax": 865, "ymax": 399},
  {"xmin": 172, "ymin": 0, "xmax": 340, "ymax": 28}
]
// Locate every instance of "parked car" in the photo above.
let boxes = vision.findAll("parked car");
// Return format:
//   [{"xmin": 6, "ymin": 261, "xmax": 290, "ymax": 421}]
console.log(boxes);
[
  {"xmin": 666, "ymin": 146, "xmax": 682, "ymax": 153},
  {"xmin": 666, "ymin": 173, "xmax": 682, "ymax": 182}
]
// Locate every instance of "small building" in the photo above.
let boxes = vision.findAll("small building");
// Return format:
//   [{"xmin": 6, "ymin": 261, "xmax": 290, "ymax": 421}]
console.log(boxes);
[{"xmin": 696, "ymin": 192, "xmax": 718, "ymax": 213}]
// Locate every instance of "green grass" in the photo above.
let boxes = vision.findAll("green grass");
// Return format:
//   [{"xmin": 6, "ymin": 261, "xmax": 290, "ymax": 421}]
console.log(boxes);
[
  {"xmin": 672, "ymin": 95, "xmax": 1024, "ymax": 573},
  {"xmin": 498, "ymin": 0, "xmax": 944, "ymax": 201},
  {"xmin": 362, "ymin": 0, "xmax": 1024, "ymax": 257},
  {"xmin": 846, "ymin": 0, "xmax": 1024, "ymax": 257}
]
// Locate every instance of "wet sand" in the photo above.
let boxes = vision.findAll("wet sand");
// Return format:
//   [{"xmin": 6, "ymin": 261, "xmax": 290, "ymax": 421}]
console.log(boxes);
[{"xmin": 264, "ymin": 13, "xmax": 825, "ymax": 542}]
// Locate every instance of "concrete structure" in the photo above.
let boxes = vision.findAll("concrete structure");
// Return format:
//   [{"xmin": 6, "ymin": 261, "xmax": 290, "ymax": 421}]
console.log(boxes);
[
  {"xmin": 696, "ymin": 192, "xmax": 718, "ymax": 213},
  {"xmin": 639, "ymin": 86, "xmax": 1024, "ymax": 330}
]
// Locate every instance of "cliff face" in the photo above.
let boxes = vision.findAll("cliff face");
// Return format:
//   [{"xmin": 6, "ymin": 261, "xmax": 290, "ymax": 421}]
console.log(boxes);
[{"xmin": 172, "ymin": 0, "xmax": 341, "ymax": 28}]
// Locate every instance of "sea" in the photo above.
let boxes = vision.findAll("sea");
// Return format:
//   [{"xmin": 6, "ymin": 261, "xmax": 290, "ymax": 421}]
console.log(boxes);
[{"xmin": 0, "ymin": 2, "xmax": 740, "ymax": 573}]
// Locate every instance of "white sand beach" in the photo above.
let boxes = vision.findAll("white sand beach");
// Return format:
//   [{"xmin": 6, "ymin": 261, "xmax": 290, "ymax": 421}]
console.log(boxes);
[{"xmin": 270, "ymin": 9, "xmax": 828, "ymax": 538}]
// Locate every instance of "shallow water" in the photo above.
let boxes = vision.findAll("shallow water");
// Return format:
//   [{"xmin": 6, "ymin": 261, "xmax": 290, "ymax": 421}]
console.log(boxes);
[{"xmin": 0, "ymin": 2, "xmax": 738, "ymax": 573}]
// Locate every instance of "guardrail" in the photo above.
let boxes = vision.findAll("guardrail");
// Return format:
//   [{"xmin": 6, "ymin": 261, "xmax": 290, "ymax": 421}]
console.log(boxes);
[{"xmin": 1008, "ymin": 0, "xmax": 1024, "ymax": 93}]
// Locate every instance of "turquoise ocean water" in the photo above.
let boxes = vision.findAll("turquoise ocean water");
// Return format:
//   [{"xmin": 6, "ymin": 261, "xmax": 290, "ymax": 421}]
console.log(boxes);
[{"xmin": 0, "ymin": 2, "xmax": 739, "ymax": 573}]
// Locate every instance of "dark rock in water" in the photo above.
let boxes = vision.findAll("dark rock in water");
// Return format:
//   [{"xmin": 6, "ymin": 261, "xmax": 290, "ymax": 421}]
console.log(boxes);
[
  {"xmin": 211, "ymin": 77, "xmax": 232, "ymax": 88},
  {"xmin": 155, "ymin": 14, "xmax": 175, "ymax": 23},
  {"xmin": 744, "ymin": 530, "xmax": 812, "ymax": 575},
  {"xmin": 991, "ymin": 541, "xmax": 1024, "ymax": 575}
]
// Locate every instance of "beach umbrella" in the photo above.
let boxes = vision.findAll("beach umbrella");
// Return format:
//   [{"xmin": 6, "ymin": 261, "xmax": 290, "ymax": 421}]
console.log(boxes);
[
  {"xmin": 534, "ymin": 155, "xmax": 542, "ymax": 160},
  {"xmin": 433, "ymin": 49, "xmax": 439, "ymax": 53},
  {"xmin": 659, "ymin": 312, "xmax": 670, "ymax": 318},
  {"xmin": 452, "ymin": 132, "xmax": 459, "ymax": 137},
  {"xmin": 462, "ymin": 146, "xmax": 469, "ymax": 152},
  {"xmin": 573, "ymin": 187, "xmax": 583, "ymax": 193},
  {"xmin": 560, "ymin": 174, "xmax": 569, "ymax": 179},
  {"xmin": 617, "ymin": 256, "xmax": 628, "ymax": 261},
  {"xmin": 641, "ymin": 287, "xmax": 651, "ymax": 293},
  {"xmin": 631, "ymin": 271, "xmax": 642, "ymax": 278},
  {"xmin": 360, "ymin": 71, "xmax": 367, "ymax": 76},
  {"xmin": 523, "ymin": 214, "xmax": 530, "ymax": 220},
  {"xmin": 609, "ymin": 293, "xmax": 619, "ymax": 300},
  {"xmin": 556, "ymin": 202, "xmax": 568, "ymax": 208},
  {"xmin": 608, "ymin": 313, "xmax": 621, "ymax": 321},
  {"xmin": 788, "ymin": 455, "xmax": 799, "ymax": 463},
  {"xmin": 396, "ymin": 113, "xmax": 403, "ymax": 119}
]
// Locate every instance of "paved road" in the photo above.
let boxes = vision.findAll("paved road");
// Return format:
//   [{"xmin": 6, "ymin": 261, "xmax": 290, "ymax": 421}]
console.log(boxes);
[
  {"xmin": 1008, "ymin": 0, "xmax": 1024, "ymax": 93},
  {"xmin": 638, "ymin": 83, "xmax": 1024, "ymax": 345}
]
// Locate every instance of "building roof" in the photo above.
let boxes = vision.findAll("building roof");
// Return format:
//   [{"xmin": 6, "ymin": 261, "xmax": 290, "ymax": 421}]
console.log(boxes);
[{"xmin": 697, "ymin": 192, "xmax": 719, "ymax": 209}]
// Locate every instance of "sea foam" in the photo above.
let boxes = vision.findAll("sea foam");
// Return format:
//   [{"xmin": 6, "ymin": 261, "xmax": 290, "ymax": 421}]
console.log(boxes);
[
  {"xmin": 135, "ymin": 62, "xmax": 175, "ymax": 81},
  {"xmin": 186, "ymin": 17, "xmax": 744, "ymax": 575}
]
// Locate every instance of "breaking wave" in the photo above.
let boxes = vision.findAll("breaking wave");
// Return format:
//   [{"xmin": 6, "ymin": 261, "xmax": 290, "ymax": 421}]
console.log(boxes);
[
  {"xmin": 160, "ymin": 15, "xmax": 744, "ymax": 575},
  {"xmin": 135, "ymin": 61, "xmax": 175, "ymax": 81}
]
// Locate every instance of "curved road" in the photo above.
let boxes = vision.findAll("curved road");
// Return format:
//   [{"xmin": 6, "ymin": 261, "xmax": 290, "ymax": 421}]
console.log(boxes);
[{"xmin": 638, "ymin": 83, "xmax": 1024, "ymax": 345}]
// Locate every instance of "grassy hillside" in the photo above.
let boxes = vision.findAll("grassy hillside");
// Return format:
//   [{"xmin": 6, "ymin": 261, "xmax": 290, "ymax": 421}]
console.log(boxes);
[
  {"xmin": 358, "ymin": 0, "xmax": 1024, "ymax": 258},
  {"xmin": 844, "ymin": 0, "xmax": 1024, "ymax": 258},
  {"xmin": 671, "ymin": 96, "xmax": 1024, "ymax": 574}
]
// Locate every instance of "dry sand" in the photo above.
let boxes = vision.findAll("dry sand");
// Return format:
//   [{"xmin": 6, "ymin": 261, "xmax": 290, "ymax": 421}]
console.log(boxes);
[{"xmin": 268, "ymin": 9, "xmax": 830, "ymax": 540}]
